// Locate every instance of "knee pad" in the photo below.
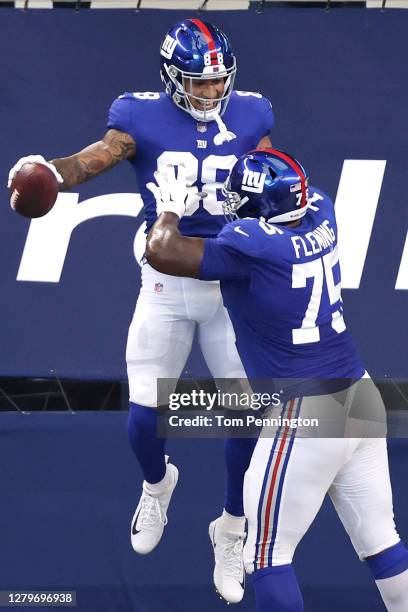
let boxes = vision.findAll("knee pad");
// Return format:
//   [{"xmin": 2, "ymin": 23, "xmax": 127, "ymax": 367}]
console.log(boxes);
[
  {"xmin": 127, "ymin": 363, "xmax": 180, "ymax": 407},
  {"xmin": 253, "ymin": 564, "xmax": 303, "ymax": 612},
  {"xmin": 366, "ymin": 541, "xmax": 408, "ymax": 580},
  {"xmin": 127, "ymin": 365, "xmax": 161, "ymax": 407}
]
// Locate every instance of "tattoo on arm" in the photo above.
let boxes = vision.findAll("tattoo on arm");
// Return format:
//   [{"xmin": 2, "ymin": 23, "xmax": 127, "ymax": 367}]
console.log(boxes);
[{"xmin": 51, "ymin": 129, "xmax": 136, "ymax": 190}]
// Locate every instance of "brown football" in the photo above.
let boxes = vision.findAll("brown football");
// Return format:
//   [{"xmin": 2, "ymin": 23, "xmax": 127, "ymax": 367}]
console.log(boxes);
[{"xmin": 10, "ymin": 162, "xmax": 59, "ymax": 218}]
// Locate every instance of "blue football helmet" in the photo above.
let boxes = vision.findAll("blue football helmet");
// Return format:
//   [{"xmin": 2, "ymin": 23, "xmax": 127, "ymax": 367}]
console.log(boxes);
[
  {"xmin": 223, "ymin": 148, "xmax": 310, "ymax": 224},
  {"xmin": 160, "ymin": 19, "xmax": 236, "ymax": 122}
]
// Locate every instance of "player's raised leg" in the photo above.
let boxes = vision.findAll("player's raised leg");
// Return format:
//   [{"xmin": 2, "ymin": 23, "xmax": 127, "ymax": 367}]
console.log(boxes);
[
  {"xmin": 199, "ymin": 294, "xmax": 252, "ymax": 603},
  {"xmin": 127, "ymin": 264, "xmax": 195, "ymax": 554}
]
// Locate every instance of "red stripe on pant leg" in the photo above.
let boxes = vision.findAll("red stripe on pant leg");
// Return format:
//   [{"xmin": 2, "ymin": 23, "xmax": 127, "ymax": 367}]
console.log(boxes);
[{"xmin": 259, "ymin": 399, "xmax": 296, "ymax": 568}]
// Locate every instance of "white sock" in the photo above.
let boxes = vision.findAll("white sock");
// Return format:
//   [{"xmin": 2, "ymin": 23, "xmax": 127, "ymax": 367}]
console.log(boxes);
[
  {"xmin": 376, "ymin": 569, "xmax": 408, "ymax": 611},
  {"xmin": 221, "ymin": 510, "xmax": 246, "ymax": 535}
]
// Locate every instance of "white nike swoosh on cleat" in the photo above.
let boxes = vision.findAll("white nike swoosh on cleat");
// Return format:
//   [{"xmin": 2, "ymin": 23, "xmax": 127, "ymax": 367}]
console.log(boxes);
[{"xmin": 132, "ymin": 511, "xmax": 141, "ymax": 535}]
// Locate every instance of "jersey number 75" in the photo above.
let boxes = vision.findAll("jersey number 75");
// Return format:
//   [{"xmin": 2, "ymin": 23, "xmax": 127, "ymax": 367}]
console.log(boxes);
[{"xmin": 292, "ymin": 247, "xmax": 346, "ymax": 344}]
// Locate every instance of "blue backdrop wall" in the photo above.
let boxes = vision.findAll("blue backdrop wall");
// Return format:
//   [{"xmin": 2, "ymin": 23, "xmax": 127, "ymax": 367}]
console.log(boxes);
[
  {"xmin": 1, "ymin": 412, "xmax": 407, "ymax": 612},
  {"xmin": 0, "ymin": 7, "xmax": 407, "ymax": 379}
]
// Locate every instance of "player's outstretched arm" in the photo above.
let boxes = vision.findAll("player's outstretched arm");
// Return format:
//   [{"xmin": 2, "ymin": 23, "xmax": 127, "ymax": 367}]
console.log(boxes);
[
  {"xmin": 146, "ymin": 213, "xmax": 204, "ymax": 278},
  {"xmin": 51, "ymin": 129, "xmax": 136, "ymax": 190}
]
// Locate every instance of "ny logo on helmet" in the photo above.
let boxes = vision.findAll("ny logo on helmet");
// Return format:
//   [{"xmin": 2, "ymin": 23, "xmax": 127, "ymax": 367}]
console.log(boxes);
[
  {"xmin": 241, "ymin": 169, "xmax": 266, "ymax": 193},
  {"xmin": 161, "ymin": 35, "xmax": 177, "ymax": 60}
]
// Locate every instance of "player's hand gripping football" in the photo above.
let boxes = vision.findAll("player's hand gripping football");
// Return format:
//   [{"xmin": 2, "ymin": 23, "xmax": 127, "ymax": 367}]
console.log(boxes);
[
  {"xmin": 7, "ymin": 155, "xmax": 63, "ymax": 189},
  {"xmin": 146, "ymin": 164, "xmax": 205, "ymax": 219}
]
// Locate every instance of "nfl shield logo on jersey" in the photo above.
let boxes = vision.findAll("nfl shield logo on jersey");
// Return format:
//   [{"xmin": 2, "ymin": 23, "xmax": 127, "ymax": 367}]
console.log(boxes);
[
  {"xmin": 197, "ymin": 122, "xmax": 207, "ymax": 133},
  {"xmin": 154, "ymin": 282, "xmax": 164, "ymax": 293}
]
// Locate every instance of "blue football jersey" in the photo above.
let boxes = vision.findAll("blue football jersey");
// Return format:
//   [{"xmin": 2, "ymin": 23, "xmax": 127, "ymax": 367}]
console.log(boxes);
[
  {"xmin": 200, "ymin": 188, "xmax": 365, "ymax": 381},
  {"xmin": 107, "ymin": 91, "xmax": 274, "ymax": 238}
]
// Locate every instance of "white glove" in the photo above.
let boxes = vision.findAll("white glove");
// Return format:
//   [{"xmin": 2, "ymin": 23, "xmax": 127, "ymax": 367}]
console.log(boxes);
[
  {"xmin": 146, "ymin": 164, "xmax": 205, "ymax": 219},
  {"xmin": 7, "ymin": 155, "xmax": 64, "ymax": 188}
]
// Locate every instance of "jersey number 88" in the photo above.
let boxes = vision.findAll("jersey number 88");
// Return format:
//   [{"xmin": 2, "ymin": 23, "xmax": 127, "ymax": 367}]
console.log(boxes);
[{"xmin": 156, "ymin": 152, "xmax": 238, "ymax": 216}]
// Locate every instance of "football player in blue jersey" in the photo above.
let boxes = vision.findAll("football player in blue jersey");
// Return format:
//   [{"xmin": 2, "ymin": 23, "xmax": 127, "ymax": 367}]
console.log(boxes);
[
  {"xmin": 145, "ymin": 149, "xmax": 408, "ymax": 611},
  {"xmin": 8, "ymin": 19, "xmax": 274, "ymax": 603}
]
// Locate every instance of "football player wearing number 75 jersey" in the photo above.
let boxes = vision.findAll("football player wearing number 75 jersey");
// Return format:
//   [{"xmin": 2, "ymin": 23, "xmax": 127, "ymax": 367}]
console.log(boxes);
[
  {"xmin": 145, "ymin": 149, "xmax": 408, "ymax": 611},
  {"xmin": 8, "ymin": 19, "xmax": 274, "ymax": 604}
]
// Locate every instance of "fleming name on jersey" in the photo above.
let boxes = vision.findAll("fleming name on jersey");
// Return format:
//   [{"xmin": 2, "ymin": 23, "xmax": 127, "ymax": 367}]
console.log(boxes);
[{"xmin": 200, "ymin": 188, "xmax": 364, "ymax": 383}]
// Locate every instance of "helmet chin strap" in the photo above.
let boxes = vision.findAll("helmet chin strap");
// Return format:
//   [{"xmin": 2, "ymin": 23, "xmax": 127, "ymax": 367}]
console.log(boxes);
[
  {"xmin": 189, "ymin": 104, "xmax": 236, "ymax": 146},
  {"xmin": 212, "ymin": 112, "xmax": 236, "ymax": 146}
]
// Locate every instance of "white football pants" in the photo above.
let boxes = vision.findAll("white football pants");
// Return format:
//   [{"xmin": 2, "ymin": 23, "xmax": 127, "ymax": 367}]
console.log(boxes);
[
  {"xmin": 244, "ymin": 379, "xmax": 400, "ymax": 571},
  {"xmin": 126, "ymin": 262, "xmax": 246, "ymax": 407}
]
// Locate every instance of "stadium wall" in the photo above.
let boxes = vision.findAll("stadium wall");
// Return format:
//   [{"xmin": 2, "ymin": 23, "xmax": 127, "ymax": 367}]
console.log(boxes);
[
  {"xmin": 1, "ymin": 412, "xmax": 407, "ymax": 611},
  {"xmin": 1, "ymin": 7, "xmax": 407, "ymax": 380}
]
